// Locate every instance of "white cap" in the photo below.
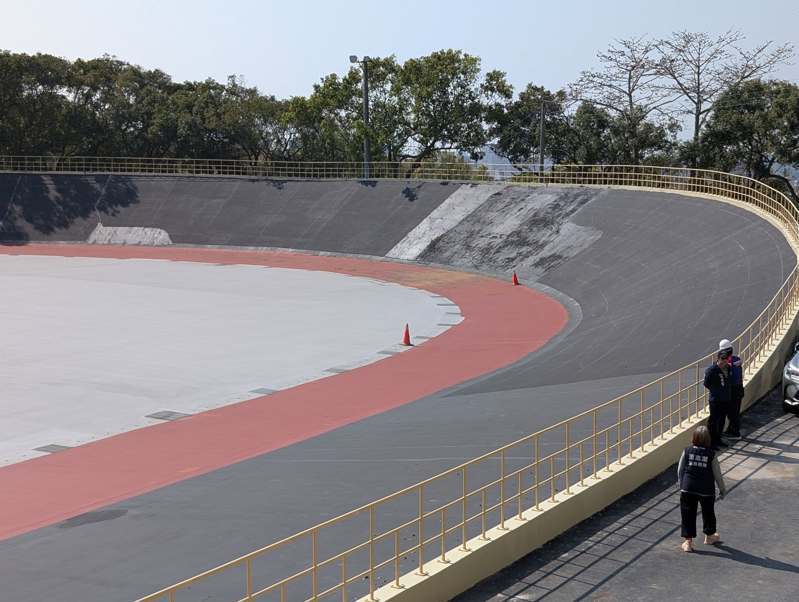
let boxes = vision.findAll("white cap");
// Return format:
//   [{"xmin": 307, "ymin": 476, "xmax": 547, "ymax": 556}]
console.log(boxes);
[{"xmin": 719, "ymin": 339, "xmax": 733, "ymax": 351}]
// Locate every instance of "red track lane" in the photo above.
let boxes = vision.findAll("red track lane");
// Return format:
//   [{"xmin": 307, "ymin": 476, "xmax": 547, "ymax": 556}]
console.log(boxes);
[{"xmin": 0, "ymin": 245, "xmax": 568, "ymax": 541}]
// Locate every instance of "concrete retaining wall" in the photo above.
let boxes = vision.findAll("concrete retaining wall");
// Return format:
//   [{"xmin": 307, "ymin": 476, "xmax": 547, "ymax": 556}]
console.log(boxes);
[{"xmin": 0, "ymin": 174, "xmax": 459, "ymax": 255}]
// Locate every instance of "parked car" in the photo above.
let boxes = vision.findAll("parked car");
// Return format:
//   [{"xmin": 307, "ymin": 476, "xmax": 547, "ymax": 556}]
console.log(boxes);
[{"xmin": 783, "ymin": 341, "xmax": 799, "ymax": 414}]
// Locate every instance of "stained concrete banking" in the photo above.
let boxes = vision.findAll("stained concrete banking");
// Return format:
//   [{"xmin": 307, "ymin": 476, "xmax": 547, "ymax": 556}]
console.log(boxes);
[
  {"xmin": 0, "ymin": 175, "xmax": 796, "ymax": 602},
  {"xmin": 416, "ymin": 186, "xmax": 603, "ymax": 278}
]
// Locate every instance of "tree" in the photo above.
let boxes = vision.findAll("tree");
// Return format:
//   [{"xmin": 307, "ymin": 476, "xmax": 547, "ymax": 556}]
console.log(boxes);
[
  {"xmin": 299, "ymin": 51, "xmax": 510, "ymax": 167},
  {"xmin": 66, "ymin": 56, "xmax": 176, "ymax": 156},
  {"xmin": 154, "ymin": 79, "xmax": 239, "ymax": 158},
  {"xmin": 556, "ymin": 101, "xmax": 678, "ymax": 165},
  {"xmin": 701, "ymin": 79, "xmax": 799, "ymax": 199},
  {"xmin": 488, "ymin": 84, "xmax": 567, "ymax": 165},
  {"xmin": 213, "ymin": 77, "xmax": 296, "ymax": 162},
  {"xmin": 571, "ymin": 37, "xmax": 678, "ymax": 164},
  {"xmin": 654, "ymin": 30, "xmax": 793, "ymax": 165},
  {"xmin": 0, "ymin": 52, "xmax": 73, "ymax": 156},
  {"xmin": 347, "ymin": 56, "xmax": 410, "ymax": 163},
  {"xmin": 558, "ymin": 102, "xmax": 614, "ymax": 164},
  {"xmin": 245, "ymin": 95, "xmax": 298, "ymax": 162},
  {"xmin": 396, "ymin": 50, "xmax": 508, "ymax": 163}
]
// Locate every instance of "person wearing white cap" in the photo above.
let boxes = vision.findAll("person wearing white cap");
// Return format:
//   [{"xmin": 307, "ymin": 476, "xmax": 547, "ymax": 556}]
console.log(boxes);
[
  {"xmin": 718, "ymin": 338, "xmax": 744, "ymax": 439},
  {"xmin": 704, "ymin": 347, "xmax": 732, "ymax": 450}
]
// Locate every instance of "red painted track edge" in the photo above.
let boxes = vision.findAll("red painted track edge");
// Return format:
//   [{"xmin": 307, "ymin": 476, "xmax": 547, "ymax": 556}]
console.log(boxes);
[{"xmin": 0, "ymin": 244, "xmax": 569, "ymax": 541}]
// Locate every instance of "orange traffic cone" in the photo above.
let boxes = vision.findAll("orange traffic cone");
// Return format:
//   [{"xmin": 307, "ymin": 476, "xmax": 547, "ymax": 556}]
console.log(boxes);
[
  {"xmin": 512, "ymin": 271, "xmax": 520, "ymax": 286},
  {"xmin": 402, "ymin": 323, "xmax": 412, "ymax": 346}
]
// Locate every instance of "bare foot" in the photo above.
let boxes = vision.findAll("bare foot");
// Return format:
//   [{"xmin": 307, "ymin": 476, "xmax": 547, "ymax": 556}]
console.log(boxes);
[
  {"xmin": 704, "ymin": 533, "xmax": 721, "ymax": 545},
  {"xmin": 681, "ymin": 539, "xmax": 694, "ymax": 552}
]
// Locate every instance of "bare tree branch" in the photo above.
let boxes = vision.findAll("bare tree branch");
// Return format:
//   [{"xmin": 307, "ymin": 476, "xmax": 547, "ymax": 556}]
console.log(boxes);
[
  {"xmin": 653, "ymin": 29, "xmax": 794, "ymax": 157},
  {"xmin": 570, "ymin": 37, "xmax": 680, "ymax": 163}
]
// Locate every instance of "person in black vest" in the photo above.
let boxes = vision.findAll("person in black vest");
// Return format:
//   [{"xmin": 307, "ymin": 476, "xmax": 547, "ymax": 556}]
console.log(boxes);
[
  {"xmin": 703, "ymin": 349, "xmax": 732, "ymax": 449},
  {"xmin": 678, "ymin": 425, "xmax": 727, "ymax": 552},
  {"xmin": 718, "ymin": 338, "xmax": 744, "ymax": 439}
]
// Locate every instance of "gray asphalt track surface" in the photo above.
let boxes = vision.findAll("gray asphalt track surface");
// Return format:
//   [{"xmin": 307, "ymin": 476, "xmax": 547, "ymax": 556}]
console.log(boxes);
[{"xmin": 0, "ymin": 182, "xmax": 795, "ymax": 601}]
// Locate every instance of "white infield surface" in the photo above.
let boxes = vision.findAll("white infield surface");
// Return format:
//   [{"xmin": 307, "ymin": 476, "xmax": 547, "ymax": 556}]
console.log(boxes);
[{"xmin": 0, "ymin": 255, "xmax": 462, "ymax": 466}]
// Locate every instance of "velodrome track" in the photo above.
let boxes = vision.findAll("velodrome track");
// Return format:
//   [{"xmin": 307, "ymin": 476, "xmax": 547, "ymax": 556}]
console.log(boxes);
[{"xmin": 0, "ymin": 175, "xmax": 795, "ymax": 601}]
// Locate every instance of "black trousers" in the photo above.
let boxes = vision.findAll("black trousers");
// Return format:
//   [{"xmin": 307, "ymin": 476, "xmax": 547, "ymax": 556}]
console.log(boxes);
[
  {"xmin": 725, "ymin": 388, "xmax": 744, "ymax": 436},
  {"xmin": 680, "ymin": 492, "xmax": 717, "ymax": 538},
  {"xmin": 708, "ymin": 401, "xmax": 726, "ymax": 446}
]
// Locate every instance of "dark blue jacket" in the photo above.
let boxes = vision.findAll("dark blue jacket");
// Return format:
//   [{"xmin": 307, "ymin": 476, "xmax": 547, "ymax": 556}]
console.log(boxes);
[
  {"xmin": 704, "ymin": 363, "xmax": 732, "ymax": 405},
  {"xmin": 730, "ymin": 354, "xmax": 744, "ymax": 389}
]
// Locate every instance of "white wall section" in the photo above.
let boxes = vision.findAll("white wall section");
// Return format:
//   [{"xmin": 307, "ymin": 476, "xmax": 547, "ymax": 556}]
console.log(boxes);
[
  {"xmin": 387, "ymin": 184, "xmax": 505, "ymax": 260},
  {"xmin": 88, "ymin": 224, "xmax": 172, "ymax": 245}
]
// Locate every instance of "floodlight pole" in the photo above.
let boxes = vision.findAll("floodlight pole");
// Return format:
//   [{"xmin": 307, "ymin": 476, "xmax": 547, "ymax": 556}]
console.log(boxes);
[
  {"xmin": 538, "ymin": 101, "xmax": 545, "ymax": 174},
  {"xmin": 350, "ymin": 55, "xmax": 372, "ymax": 179},
  {"xmin": 362, "ymin": 57, "xmax": 371, "ymax": 179}
]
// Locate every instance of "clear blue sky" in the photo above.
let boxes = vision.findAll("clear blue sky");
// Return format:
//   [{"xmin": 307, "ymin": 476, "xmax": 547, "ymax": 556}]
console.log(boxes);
[{"xmin": 2, "ymin": 0, "xmax": 797, "ymax": 97}]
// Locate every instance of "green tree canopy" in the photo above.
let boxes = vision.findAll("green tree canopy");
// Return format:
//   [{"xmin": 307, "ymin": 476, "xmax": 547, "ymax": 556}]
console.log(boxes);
[
  {"xmin": 0, "ymin": 43, "xmax": 795, "ymax": 181},
  {"xmin": 701, "ymin": 79, "xmax": 799, "ymax": 198}
]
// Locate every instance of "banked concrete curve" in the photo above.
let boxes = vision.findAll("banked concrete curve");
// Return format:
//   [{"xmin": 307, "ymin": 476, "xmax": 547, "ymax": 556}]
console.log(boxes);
[{"xmin": 0, "ymin": 175, "xmax": 795, "ymax": 602}]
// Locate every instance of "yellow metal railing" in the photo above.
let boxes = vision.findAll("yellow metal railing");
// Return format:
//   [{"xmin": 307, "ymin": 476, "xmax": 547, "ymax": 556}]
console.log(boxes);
[{"xmin": 3, "ymin": 158, "xmax": 796, "ymax": 601}]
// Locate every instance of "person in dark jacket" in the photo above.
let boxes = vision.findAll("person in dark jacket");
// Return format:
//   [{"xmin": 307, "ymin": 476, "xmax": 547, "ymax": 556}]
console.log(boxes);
[
  {"xmin": 678, "ymin": 425, "xmax": 727, "ymax": 552},
  {"xmin": 704, "ymin": 349, "xmax": 732, "ymax": 449},
  {"xmin": 718, "ymin": 338, "xmax": 744, "ymax": 439}
]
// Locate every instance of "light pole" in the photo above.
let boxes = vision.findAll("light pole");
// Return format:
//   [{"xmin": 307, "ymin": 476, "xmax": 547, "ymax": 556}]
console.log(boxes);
[
  {"xmin": 538, "ymin": 101, "xmax": 545, "ymax": 174},
  {"xmin": 349, "ymin": 55, "xmax": 371, "ymax": 179}
]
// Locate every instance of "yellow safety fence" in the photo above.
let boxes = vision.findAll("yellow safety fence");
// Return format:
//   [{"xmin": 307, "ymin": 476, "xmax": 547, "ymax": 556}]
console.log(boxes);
[{"xmin": 2, "ymin": 158, "xmax": 797, "ymax": 601}]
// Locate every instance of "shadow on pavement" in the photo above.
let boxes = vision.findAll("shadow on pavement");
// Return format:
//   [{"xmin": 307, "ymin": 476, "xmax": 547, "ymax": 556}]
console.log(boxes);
[
  {"xmin": 457, "ymin": 387, "xmax": 799, "ymax": 601},
  {"xmin": 693, "ymin": 543, "xmax": 799, "ymax": 574}
]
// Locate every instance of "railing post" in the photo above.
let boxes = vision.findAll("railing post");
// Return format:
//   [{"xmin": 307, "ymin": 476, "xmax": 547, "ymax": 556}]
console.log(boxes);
[
  {"xmin": 534, "ymin": 436, "xmax": 540, "ymax": 510},
  {"xmin": 480, "ymin": 489, "xmax": 488, "ymax": 540},
  {"xmin": 592, "ymin": 410, "xmax": 597, "ymax": 478},
  {"xmin": 439, "ymin": 508, "xmax": 448, "ymax": 563},
  {"xmin": 695, "ymin": 363, "xmax": 701, "ymax": 416},
  {"xmin": 417, "ymin": 486, "xmax": 427, "ymax": 576},
  {"xmin": 565, "ymin": 422, "xmax": 571, "ymax": 494},
  {"xmin": 616, "ymin": 399, "xmax": 623, "ymax": 465},
  {"xmin": 341, "ymin": 555, "xmax": 348, "ymax": 601},
  {"xmin": 674, "ymin": 372, "xmax": 681, "ymax": 432},
  {"xmin": 368, "ymin": 507, "xmax": 376, "ymax": 601},
  {"xmin": 394, "ymin": 531, "xmax": 402, "ymax": 589},
  {"xmin": 312, "ymin": 529, "xmax": 319, "ymax": 600},
  {"xmin": 461, "ymin": 468, "xmax": 469, "ymax": 551},
  {"xmin": 499, "ymin": 450, "xmax": 507, "ymax": 529},
  {"xmin": 640, "ymin": 389, "xmax": 645, "ymax": 452},
  {"xmin": 629, "ymin": 417, "xmax": 634, "ymax": 457}
]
